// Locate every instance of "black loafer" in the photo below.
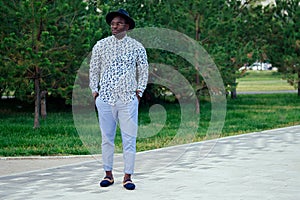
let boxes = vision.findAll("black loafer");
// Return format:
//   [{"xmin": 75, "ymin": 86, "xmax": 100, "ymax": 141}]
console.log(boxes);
[
  {"xmin": 123, "ymin": 179, "xmax": 135, "ymax": 190},
  {"xmin": 100, "ymin": 176, "xmax": 114, "ymax": 187}
]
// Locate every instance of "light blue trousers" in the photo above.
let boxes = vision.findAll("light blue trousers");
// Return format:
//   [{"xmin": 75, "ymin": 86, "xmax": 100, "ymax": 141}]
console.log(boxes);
[{"xmin": 96, "ymin": 97, "xmax": 138, "ymax": 175}]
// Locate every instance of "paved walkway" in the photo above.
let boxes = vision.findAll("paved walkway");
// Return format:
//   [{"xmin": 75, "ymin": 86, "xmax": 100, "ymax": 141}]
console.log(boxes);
[{"xmin": 0, "ymin": 125, "xmax": 299, "ymax": 200}]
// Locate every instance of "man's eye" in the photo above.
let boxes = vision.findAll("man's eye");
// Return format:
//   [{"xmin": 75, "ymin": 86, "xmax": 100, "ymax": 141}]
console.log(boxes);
[{"xmin": 111, "ymin": 22, "xmax": 125, "ymax": 27}]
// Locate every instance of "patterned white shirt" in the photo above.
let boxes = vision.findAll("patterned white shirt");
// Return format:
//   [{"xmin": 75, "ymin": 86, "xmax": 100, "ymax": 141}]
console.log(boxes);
[{"xmin": 89, "ymin": 35, "xmax": 149, "ymax": 105}]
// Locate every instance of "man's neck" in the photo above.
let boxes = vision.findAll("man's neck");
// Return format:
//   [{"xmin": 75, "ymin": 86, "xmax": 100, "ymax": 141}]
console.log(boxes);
[{"xmin": 114, "ymin": 32, "xmax": 127, "ymax": 40}]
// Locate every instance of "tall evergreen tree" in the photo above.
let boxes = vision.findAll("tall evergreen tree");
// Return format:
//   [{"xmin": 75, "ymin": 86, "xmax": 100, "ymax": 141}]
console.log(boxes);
[
  {"xmin": 0, "ymin": 0, "xmax": 103, "ymax": 128},
  {"xmin": 268, "ymin": 0, "xmax": 300, "ymax": 95}
]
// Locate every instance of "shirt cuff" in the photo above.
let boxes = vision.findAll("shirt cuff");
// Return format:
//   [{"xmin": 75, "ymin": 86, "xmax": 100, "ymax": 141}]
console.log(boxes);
[
  {"xmin": 137, "ymin": 90, "xmax": 143, "ymax": 97},
  {"xmin": 91, "ymin": 89, "xmax": 98, "ymax": 94}
]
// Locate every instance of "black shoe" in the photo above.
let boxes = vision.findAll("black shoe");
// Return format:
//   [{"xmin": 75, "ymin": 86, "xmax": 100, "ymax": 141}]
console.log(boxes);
[
  {"xmin": 123, "ymin": 179, "xmax": 135, "ymax": 190},
  {"xmin": 100, "ymin": 176, "xmax": 114, "ymax": 187}
]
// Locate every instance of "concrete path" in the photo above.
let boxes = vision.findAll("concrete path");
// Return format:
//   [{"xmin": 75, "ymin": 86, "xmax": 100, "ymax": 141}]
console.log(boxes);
[{"xmin": 0, "ymin": 125, "xmax": 299, "ymax": 200}]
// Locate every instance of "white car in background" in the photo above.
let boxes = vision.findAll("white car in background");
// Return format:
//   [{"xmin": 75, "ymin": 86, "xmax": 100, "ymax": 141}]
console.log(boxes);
[
  {"xmin": 239, "ymin": 62, "xmax": 273, "ymax": 71},
  {"xmin": 249, "ymin": 62, "xmax": 272, "ymax": 70}
]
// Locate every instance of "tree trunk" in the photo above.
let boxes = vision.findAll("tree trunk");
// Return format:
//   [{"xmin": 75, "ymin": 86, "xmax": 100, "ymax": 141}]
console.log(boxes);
[
  {"xmin": 231, "ymin": 77, "xmax": 238, "ymax": 99},
  {"xmin": 41, "ymin": 90, "xmax": 47, "ymax": 119},
  {"xmin": 195, "ymin": 14, "xmax": 200, "ymax": 41},
  {"xmin": 194, "ymin": 13, "xmax": 200, "ymax": 114},
  {"xmin": 195, "ymin": 99, "xmax": 200, "ymax": 114},
  {"xmin": 33, "ymin": 18, "xmax": 43, "ymax": 128},
  {"xmin": 34, "ymin": 67, "xmax": 40, "ymax": 128},
  {"xmin": 195, "ymin": 13, "xmax": 200, "ymax": 87},
  {"xmin": 298, "ymin": 72, "xmax": 300, "ymax": 97},
  {"xmin": 231, "ymin": 88, "xmax": 237, "ymax": 99}
]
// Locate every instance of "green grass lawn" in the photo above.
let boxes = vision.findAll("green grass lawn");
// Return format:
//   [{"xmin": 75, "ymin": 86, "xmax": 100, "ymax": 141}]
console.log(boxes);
[
  {"xmin": 1, "ymin": 93, "xmax": 300, "ymax": 156},
  {"xmin": 237, "ymin": 70, "xmax": 295, "ymax": 92}
]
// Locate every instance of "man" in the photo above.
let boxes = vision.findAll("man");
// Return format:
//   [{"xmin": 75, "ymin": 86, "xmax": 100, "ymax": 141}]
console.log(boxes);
[{"xmin": 89, "ymin": 9, "xmax": 148, "ymax": 190}]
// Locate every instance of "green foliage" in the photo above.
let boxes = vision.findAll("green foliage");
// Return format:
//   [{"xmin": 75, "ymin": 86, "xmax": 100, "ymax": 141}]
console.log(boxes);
[
  {"xmin": 101, "ymin": 0, "xmax": 299, "ymax": 98},
  {"xmin": 0, "ymin": 0, "xmax": 104, "ymax": 102},
  {"xmin": 1, "ymin": 0, "xmax": 299, "ymax": 105},
  {"xmin": 269, "ymin": 0, "xmax": 300, "ymax": 89}
]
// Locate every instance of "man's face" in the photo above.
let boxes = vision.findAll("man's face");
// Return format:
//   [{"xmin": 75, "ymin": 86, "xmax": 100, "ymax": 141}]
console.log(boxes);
[{"xmin": 110, "ymin": 16, "xmax": 129, "ymax": 37}]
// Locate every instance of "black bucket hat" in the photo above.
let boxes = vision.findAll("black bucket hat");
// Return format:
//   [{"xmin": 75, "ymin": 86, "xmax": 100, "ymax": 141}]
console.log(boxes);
[{"xmin": 106, "ymin": 9, "xmax": 135, "ymax": 30}]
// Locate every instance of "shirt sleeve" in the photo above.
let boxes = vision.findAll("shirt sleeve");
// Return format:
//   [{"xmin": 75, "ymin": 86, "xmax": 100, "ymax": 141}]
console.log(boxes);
[
  {"xmin": 89, "ymin": 43, "xmax": 101, "ymax": 93},
  {"xmin": 136, "ymin": 46, "xmax": 149, "ymax": 96}
]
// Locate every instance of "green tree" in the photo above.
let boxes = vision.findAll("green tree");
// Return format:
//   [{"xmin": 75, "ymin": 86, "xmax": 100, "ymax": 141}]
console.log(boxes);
[
  {"xmin": 268, "ymin": 0, "xmax": 300, "ymax": 95},
  {"xmin": 97, "ymin": 0, "xmax": 198, "ymax": 103},
  {"xmin": 207, "ymin": 0, "xmax": 271, "ymax": 98},
  {"xmin": 101, "ymin": 0, "xmax": 267, "ymax": 99},
  {"xmin": 0, "ymin": 0, "xmax": 103, "ymax": 128}
]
